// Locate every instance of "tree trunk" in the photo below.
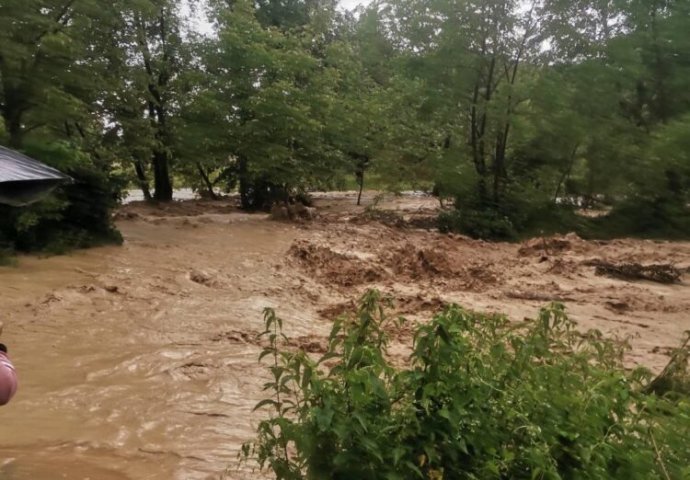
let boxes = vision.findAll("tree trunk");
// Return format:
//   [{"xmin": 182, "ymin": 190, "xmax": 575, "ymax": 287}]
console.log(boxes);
[
  {"xmin": 196, "ymin": 162, "xmax": 218, "ymax": 200},
  {"xmin": 492, "ymin": 155, "xmax": 504, "ymax": 204},
  {"xmin": 152, "ymin": 150, "xmax": 173, "ymax": 202},
  {"xmin": 353, "ymin": 154, "xmax": 369, "ymax": 206},
  {"xmin": 238, "ymin": 156, "xmax": 251, "ymax": 210},
  {"xmin": 133, "ymin": 160, "xmax": 152, "ymax": 202},
  {"xmin": 1, "ymin": 75, "xmax": 27, "ymax": 149},
  {"xmin": 553, "ymin": 144, "xmax": 579, "ymax": 204},
  {"xmin": 356, "ymin": 170, "xmax": 365, "ymax": 206},
  {"xmin": 4, "ymin": 108, "xmax": 24, "ymax": 149},
  {"xmin": 493, "ymin": 124, "xmax": 510, "ymax": 203},
  {"xmin": 469, "ymin": 47, "xmax": 496, "ymax": 208}
]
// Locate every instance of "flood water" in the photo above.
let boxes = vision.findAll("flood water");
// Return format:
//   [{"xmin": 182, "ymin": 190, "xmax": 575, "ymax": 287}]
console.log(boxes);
[
  {"xmin": 122, "ymin": 188, "xmax": 198, "ymax": 204},
  {"xmin": 0, "ymin": 208, "xmax": 320, "ymax": 479},
  {"xmin": 1, "ymin": 193, "xmax": 689, "ymax": 480}
]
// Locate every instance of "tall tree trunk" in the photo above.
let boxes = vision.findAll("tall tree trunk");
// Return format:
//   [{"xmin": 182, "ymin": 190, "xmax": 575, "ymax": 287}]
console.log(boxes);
[
  {"xmin": 152, "ymin": 149, "xmax": 173, "ymax": 202},
  {"xmin": 469, "ymin": 32, "xmax": 490, "ymax": 205},
  {"xmin": 136, "ymin": 12, "xmax": 174, "ymax": 203},
  {"xmin": 491, "ymin": 4, "xmax": 534, "ymax": 205},
  {"xmin": 470, "ymin": 48, "xmax": 497, "ymax": 207}
]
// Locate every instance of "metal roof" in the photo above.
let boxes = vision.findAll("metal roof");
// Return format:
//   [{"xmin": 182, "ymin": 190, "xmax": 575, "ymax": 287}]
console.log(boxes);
[
  {"xmin": 0, "ymin": 145, "xmax": 70, "ymax": 183},
  {"xmin": 0, "ymin": 145, "xmax": 71, "ymax": 206}
]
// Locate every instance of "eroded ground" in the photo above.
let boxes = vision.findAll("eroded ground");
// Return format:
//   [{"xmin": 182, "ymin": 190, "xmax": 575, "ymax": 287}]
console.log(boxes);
[{"xmin": 1, "ymin": 192, "xmax": 688, "ymax": 479}]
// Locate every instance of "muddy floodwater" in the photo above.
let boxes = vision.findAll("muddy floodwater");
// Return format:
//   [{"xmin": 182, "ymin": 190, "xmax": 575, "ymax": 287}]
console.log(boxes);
[{"xmin": 1, "ymin": 192, "xmax": 689, "ymax": 479}]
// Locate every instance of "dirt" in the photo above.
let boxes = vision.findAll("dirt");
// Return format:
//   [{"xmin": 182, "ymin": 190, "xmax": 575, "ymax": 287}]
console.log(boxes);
[
  {"xmin": 1, "ymin": 190, "xmax": 689, "ymax": 480},
  {"xmin": 288, "ymin": 240, "xmax": 384, "ymax": 287}
]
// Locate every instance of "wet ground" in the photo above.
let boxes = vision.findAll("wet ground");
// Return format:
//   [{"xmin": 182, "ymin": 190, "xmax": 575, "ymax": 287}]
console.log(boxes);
[{"xmin": 1, "ymin": 191, "xmax": 689, "ymax": 479}]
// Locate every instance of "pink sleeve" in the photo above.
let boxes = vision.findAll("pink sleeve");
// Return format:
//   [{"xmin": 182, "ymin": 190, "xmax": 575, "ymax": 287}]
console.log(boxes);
[{"xmin": 0, "ymin": 355, "xmax": 17, "ymax": 405}]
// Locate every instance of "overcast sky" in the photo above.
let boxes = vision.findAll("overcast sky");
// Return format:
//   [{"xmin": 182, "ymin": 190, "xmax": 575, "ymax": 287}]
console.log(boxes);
[
  {"xmin": 338, "ymin": 0, "xmax": 371, "ymax": 10},
  {"xmin": 182, "ymin": 0, "xmax": 373, "ymax": 35}
]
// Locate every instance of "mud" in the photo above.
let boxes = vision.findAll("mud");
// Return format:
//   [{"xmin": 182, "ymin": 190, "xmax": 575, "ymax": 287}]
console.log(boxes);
[
  {"xmin": 1, "ymin": 191, "xmax": 689, "ymax": 479},
  {"xmin": 584, "ymin": 259, "xmax": 682, "ymax": 284}
]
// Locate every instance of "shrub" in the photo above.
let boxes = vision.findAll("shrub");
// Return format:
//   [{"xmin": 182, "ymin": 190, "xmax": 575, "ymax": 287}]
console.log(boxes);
[
  {"xmin": 588, "ymin": 197, "xmax": 690, "ymax": 240},
  {"xmin": 439, "ymin": 182, "xmax": 591, "ymax": 241},
  {"xmin": 438, "ymin": 208, "xmax": 517, "ymax": 240},
  {"xmin": 242, "ymin": 291, "xmax": 690, "ymax": 480}
]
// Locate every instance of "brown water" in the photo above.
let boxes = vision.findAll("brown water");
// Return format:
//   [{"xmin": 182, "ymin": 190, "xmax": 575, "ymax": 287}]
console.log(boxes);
[
  {"xmin": 1, "ymin": 194, "xmax": 689, "ymax": 479},
  {"xmin": 0, "ymin": 210, "xmax": 326, "ymax": 479}
]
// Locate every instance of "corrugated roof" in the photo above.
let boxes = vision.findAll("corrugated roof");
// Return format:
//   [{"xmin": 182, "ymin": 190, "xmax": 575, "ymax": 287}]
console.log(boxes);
[
  {"xmin": 0, "ymin": 145, "xmax": 70, "ymax": 183},
  {"xmin": 0, "ymin": 145, "xmax": 71, "ymax": 206}
]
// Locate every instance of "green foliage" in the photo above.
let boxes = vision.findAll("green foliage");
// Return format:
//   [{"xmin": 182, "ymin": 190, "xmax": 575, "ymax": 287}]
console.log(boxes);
[
  {"xmin": 590, "ymin": 199, "xmax": 690, "ymax": 240},
  {"xmin": 438, "ymin": 208, "xmax": 517, "ymax": 240},
  {"xmin": 0, "ymin": 0, "xmax": 97, "ymax": 148},
  {"xmin": 244, "ymin": 291, "xmax": 690, "ymax": 480},
  {"xmin": 439, "ymin": 181, "xmax": 588, "ymax": 240},
  {"xmin": 187, "ymin": 0, "xmax": 347, "ymax": 208},
  {"xmin": 378, "ymin": 0, "xmax": 690, "ymax": 238}
]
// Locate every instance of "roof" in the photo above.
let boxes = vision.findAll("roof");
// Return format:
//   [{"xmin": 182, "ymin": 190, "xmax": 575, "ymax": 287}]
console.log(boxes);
[
  {"xmin": 0, "ymin": 145, "xmax": 70, "ymax": 183},
  {"xmin": 0, "ymin": 145, "xmax": 71, "ymax": 206}
]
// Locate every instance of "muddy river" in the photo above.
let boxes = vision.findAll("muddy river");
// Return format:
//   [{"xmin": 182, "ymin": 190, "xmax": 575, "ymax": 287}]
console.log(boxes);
[{"xmin": 1, "ymin": 192, "xmax": 689, "ymax": 479}]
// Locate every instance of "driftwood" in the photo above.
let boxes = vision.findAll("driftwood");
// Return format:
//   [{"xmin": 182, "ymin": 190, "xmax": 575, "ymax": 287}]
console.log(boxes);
[{"xmin": 584, "ymin": 259, "xmax": 682, "ymax": 284}]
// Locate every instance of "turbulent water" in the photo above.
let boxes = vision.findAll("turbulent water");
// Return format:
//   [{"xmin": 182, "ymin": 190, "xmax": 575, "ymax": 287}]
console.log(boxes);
[
  {"xmin": 122, "ymin": 188, "xmax": 198, "ymax": 204},
  {"xmin": 1, "ymin": 192, "xmax": 688, "ymax": 479},
  {"xmin": 0, "ymin": 208, "xmax": 314, "ymax": 479}
]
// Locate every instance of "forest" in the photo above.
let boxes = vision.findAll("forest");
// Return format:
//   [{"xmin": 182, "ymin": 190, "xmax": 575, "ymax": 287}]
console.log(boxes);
[{"xmin": 1, "ymin": 0, "xmax": 689, "ymax": 254}]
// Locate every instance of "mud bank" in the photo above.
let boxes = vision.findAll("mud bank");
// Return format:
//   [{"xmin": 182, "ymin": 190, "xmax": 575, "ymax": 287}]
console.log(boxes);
[{"xmin": 0, "ymin": 192, "xmax": 688, "ymax": 479}]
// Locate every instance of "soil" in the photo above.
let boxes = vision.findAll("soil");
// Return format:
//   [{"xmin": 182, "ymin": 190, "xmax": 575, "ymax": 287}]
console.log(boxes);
[{"xmin": 1, "ymin": 190, "xmax": 688, "ymax": 480}]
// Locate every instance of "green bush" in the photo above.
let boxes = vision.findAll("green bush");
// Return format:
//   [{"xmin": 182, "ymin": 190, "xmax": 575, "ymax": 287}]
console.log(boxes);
[
  {"xmin": 243, "ymin": 291, "xmax": 690, "ymax": 480},
  {"xmin": 588, "ymin": 197, "xmax": 690, "ymax": 240},
  {"xmin": 438, "ymin": 208, "xmax": 517, "ymax": 240},
  {"xmin": 438, "ymin": 209, "xmax": 517, "ymax": 240},
  {"xmin": 438, "ymin": 179, "xmax": 576, "ymax": 240}
]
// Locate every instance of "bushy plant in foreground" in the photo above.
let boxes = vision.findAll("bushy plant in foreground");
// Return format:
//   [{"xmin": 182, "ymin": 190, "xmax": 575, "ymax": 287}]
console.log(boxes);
[{"xmin": 242, "ymin": 291, "xmax": 690, "ymax": 480}]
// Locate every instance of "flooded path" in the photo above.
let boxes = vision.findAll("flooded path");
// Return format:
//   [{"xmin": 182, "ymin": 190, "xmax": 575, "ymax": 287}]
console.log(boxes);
[{"xmin": 1, "ymin": 193, "xmax": 689, "ymax": 479}]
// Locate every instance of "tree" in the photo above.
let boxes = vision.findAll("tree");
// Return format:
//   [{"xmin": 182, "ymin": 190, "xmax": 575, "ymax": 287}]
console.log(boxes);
[
  {"xmin": 95, "ymin": 0, "xmax": 193, "ymax": 202},
  {"xmin": 189, "ymin": 0, "xmax": 343, "ymax": 209},
  {"xmin": 379, "ymin": 0, "xmax": 549, "ymax": 206},
  {"xmin": 0, "ymin": 0, "xmax": 100, "ymax": 148}
]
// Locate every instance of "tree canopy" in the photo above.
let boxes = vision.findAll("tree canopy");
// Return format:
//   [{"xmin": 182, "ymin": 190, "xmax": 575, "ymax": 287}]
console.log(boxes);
[{"xmin": 1, "ymin": 0, "xmax": 689, "ymax": 244}]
